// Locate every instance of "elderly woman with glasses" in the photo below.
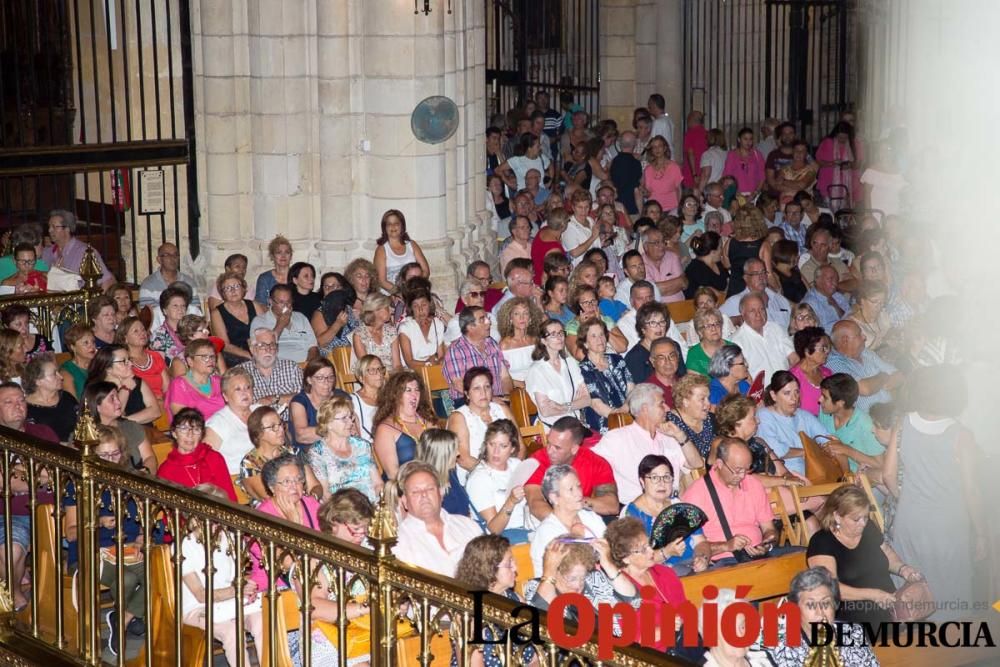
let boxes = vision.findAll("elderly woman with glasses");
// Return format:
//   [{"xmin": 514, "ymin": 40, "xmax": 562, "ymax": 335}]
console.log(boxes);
[
  {"xmin": 168, "ymin": 314, "xmax": 228, "ymax": 379},
  {"xmin": 847, "ymin": 280, "xmax": 892, "ymax": 352},
  {"xmin": 84, "ymin": 344, "xmax": 162, "ymax": 425},
  {"xmin": 624, "ymin": 302, "xmax": 671, "ymax": 383},
  {"xmin": 309, "ymin": 397, "xmax": 382, "ymax": 503},
  {"xmin": 529, "ymin": 465, "xmax": 609, "ymax": 574},
  {"xmin": 565, "ymin": 285, "xmax": 615, "ymax": 361},
  {"xmin": 150, "ymin": 285, "xmax": 193, "ymax": 363},
  {"xmin": 526, "ymin": 319, "xmax": 590, "ymax": 430},
  {"xmin": 665, "ymin": 373, "xmax": 717, "ymax": 461},
  {"xmin": 685, "ymin": 307, "xmax": 732, "ymax": 376},
  {"xmin": 239, "ymin": 405, "xmax": 321, "ymax": 505},
  {"xmin": 444, "ymin": 279, "xmax": 486, "ymax": 344},
  {"xmin": 24, "ymin": 353, "xmax": 79, "ymax": 443},
  {"xmin": 156, "ymin": 407, "xmax": 238, "ymax": 501},
  {"xmin": 706, "ymin": 344, "xmax": 751, "ymax": 406},
  {"xmin": 789, "ymin": 326, "xmax": 833, "ymax": 417},
  {"xmin": 577, "ymin": 318, "xmax": 633, "ymax": 434},
  {"xmin": 765, "ymin": 567, "xmax": 880, "ymax": 667},
  {"xmin": 84, "ymin": 381, "xmax": 157, "ymax": 474},
  {"xmin": 788, "ymin": 302, "xmax": 820, "ymax": 335},
  {"xmin": 289, "ymin": 358, "xmax": 346, "ymax": 450},
  {"xmin": 164, "ymin": 339, "xmax": 225, "ymax": 422}
]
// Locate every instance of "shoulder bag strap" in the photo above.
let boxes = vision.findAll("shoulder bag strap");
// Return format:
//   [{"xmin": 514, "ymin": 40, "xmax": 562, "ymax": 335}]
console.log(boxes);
[{"xmin": 702, "ymin": 472, "xmax": 734, "ymax": 542}]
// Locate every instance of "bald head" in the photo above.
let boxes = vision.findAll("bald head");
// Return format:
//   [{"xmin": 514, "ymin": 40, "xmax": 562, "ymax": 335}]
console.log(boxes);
[
  {"xmin": 619, "ymin": 130, "xmax": 636, "ymax": 150},
  {"xmin": 831, "ymin": 320, "xmax": 864, "ymax": 357}
]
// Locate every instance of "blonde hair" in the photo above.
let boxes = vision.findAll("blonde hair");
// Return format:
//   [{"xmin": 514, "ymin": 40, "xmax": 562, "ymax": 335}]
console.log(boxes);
[
  {"xmin": 817, "ymin": 485, "xmax": 871, "ymax": 532},
  {"xmin": 361, "ymin": 293, "xmax": 391, "ymax": 326},
  {"xmin": 415, "ymin": 428, "xmax": 458, "ymax": 493},
  {"xmin": 672, "ymin": 373, "xmax": 711, "ymax": 408},
  {"xmin": 731, "ymin": 207, "xmax": 768, "ymax": 240},
  {"xmin": 267, "ymin": 235, "xmax": 292, "ymax": 260},
  {"xmin": 316, "ymin": 396, "xmax": 355, "ymax": 439}
]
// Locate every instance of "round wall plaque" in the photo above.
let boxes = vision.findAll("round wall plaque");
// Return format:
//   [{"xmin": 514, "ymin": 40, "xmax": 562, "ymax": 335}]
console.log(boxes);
[{"xmin": 411, "ymin": 95, "xmax": 459, "ymax": 144}]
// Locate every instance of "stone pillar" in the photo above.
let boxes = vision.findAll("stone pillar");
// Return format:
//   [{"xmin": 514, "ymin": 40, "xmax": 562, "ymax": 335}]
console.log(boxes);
[
  {"xmin": 655, "ymin": 0, "xmax": 685, "ymax": 136},
  {"xmin": 634, "ymin": 0, "xmax": 658, "ymax": 106},
  {"xmin": 600, "ymin": 0, "xmax": 637, "ymax": 129}
]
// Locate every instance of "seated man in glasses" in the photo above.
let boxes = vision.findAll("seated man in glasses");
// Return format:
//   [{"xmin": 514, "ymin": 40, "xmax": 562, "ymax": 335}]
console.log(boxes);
[
  {"xmin": 238, "ymin": 328, "xmax": 303, "ymax": 418},
  {"xmin": 443, "ymin": 306, "xmax": 512, "ymax": 408},
  {"xmin": 454, "ymin": 261, "xmax": 503, "ymax": 313},
  {"xmin": 681, "ymin": 438, "xmax": 789, "ymax": 565},
  {"xmin": 249, "ymin": 284, "xmax": 319, "ymax": 364}
]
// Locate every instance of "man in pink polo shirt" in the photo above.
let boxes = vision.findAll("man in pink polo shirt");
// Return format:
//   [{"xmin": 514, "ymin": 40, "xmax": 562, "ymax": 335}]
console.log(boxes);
[
  {"xmin": 592, "ymin": 383, "xmax": 704, "ymax": 503},
  {"xmin": 681, "ymin": 437, "xmax": 778, "ymax": 563},
  {"xmin": 640, "ymin": 227, "xmax": 686, "ymax": 303}
]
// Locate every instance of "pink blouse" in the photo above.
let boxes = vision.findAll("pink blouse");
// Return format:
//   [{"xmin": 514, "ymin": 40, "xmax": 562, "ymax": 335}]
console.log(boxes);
[
  {"xmin": 164, "ymin": 374, "xmax": 226, "ymax": 422},
  {"xmin": 643, "ymin": 161, "xmax": 683, "ymax": 211},
  {"xmin": 790, "ymin": 364, "xmax": 832, "ymax": 416}
]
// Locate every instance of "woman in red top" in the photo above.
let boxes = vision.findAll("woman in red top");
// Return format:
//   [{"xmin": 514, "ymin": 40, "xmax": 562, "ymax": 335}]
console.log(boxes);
[
  {"xmin": 531, "ymin": 208, "xmax": 569, "ymax": 285},
  {"xmin": 157, "ymin": 407, "xmax": 238, "ymax": 502},
  {"xmin": 606, "ymin": 517, "xmax": 689, "ymax": 650},
  {"xmin": 116, "ymin": 316, "xmax": 169, "ymax": 402}
]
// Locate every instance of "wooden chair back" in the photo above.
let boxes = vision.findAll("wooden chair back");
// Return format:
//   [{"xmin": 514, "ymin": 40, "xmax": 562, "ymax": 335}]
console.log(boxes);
[
  {"xmin": 800, "ymin": 432, "xmax": 847, "ymax": 485},
  {"xmin": 417, "ymin": 364, "xmax": 449, "ymax": 394},
  {"xmin": 511, "ymin": 543, "xmax": 534, "ymax": 597},
  {"xmin": 232, "ymin": 474, "xmax": 250, "ymax": 505},
  {"xmin": 854, "ymin": 472, "xmax": 885, "ymax": 531},
  {"xmin": 33, "ymin": 503, "xmax": 78, "ymax": 649},
  {"xmin": 519, "ymin": 423, "xmax": 546, "ymax": 458},
  {"xmin": 790, "ymin": 481, "xmax": 848, "ymax": 545},
  {"xmin": 680, "ymin": 550, "xmax": 807, "ymax": 605},
  {"xmin": 607, "ymin": 412, "xmax": 633, "ymax": 430},
  {"xmin": 666, "ymin": 299, "xmax": 697, "ymax": 324},
  {"xmin": 55, "ymin": 351, "xmax": 72, "ymax": 367},
  {"xmin": 769, "ymin": 488, "xmax": 797, "ymax": 547},
  {"xmin": 329, "ymin": 346, "xmax": 357, "ymax": 392},
  {"xmin": 509, "ymin": 387, "xmax": 537, "ymax": 429},
  {"xmin": 153, "ymin": 440, "xmax": 174, "ymax": 466}
]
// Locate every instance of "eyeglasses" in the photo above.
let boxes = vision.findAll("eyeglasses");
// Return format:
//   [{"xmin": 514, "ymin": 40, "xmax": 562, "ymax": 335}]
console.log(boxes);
[
  {"xmin": 96, "ymin": 449, "xmax": 122, "ymax": 461},
  {"xmin": 366, "ymin": 367, "xmax": 386, "ymax": 376},
  {"xmin": 700, "ymin": 322, "xmax": 722, "ymax": 330},
  {"xmin": 111, "ymin": 358, "xmax": 130, "ymax": 365},
  {"xmin": 253, "ymin": 343, "xmax": 278, "ymax": 351},
  {"xmin": 651, "ymin": 353, "xmax": 679, "ymax": 363},
  {"xmin": 14, "ymin": 258, "xmax": 34, "ymax": 265},
  {"xmin": 192, "ymin": 354, "xmax": 216, "ymax": 362},
  {"xmin": 744, "ymin": 270, "xmax": 768, "ymax": 278},
  {"xmin": 794, "ymin": 314, "xmax": 815, "ymax": 321},
  {"xmin": 629, "ymin": 544, "xmax": 653, "ymax": 555},
  {"xmin": 173, "ymin": 424, "xmax": 202, "ymax": 434},
  {"xmin": 332, "ymin": 414, "xmax": 356, "ymax": 422},
  {"xmin": 721, "ymin": 459, "xmax": 748, "ymax": 477},
  {"xmin": 48, "ymin": 224, "xmax": 67, "ymax": 230},
  {"xmin": 261, "ymin": 423, "xmax": 284, "ymax": 432},
  {"xmin": 644, "ymin": 474, "xmax": 673, "ymax": 484},
  {"xmin": 730, "ymin": 360, "xmax": 747, "ymax": 368},
  {"xmin": 544, "ymin": 330, "xmax": 565, "ymax": 338},
  {"xmin": 312, "ymin": 374, "xmax": 336, "ymax": 383},
  {"xmin": 579, "ymin": 299, "xmax": 598, "ymax": 308},
  {"xmin": 222, "ymin": 284, "xmax": 243, "ymax": 293},
  {"xmin": 466, "ymin": 291, "xmax": 485, "ymax": 298},
  {"xmin": 274, "ymin": 477, "xmax": 305, "ymax": 488},
  {"xmin": 645, "ymin": 318, "xmax": 667, "ymax": 327}
]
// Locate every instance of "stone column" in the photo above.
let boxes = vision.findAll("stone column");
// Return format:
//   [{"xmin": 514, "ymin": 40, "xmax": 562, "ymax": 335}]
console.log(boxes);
[
  {"xmin": 655, "ymin": 0, "xmax": 685, "ymax": 135},
  {"xmin": 600, "ymin": 0, "xmax": 637, "ymax": 129}
]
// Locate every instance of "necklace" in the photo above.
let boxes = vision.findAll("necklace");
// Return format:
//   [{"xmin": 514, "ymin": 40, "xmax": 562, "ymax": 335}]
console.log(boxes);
[
  {"xmin": 187, "ymin": 371, "xmax": 212, "ymax": 395},
  {"xmin": 395, "ymin": 415, "xmax": 425, "ymax": 438},
  {"xmin": 131, "ymin": 350, "xmax": 152, "ymax": 371}
]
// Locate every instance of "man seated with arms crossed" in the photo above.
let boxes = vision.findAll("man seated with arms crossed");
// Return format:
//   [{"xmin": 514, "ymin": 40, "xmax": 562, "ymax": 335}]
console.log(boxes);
[
  {"xmin": 391, "ymin": 461, "xmax": 483, "ymax": 577},
  {"xmin": 249, "ymin": 284, "xmax": 319, "ymax": 363},
  {"xmin": 592, "ymin": 383, "xmax": 704, "ymax": 503},
  {"xmin": 682, "ymin": 437, "xmax": 786, "ymax": 565},
  {"xmin": 524, "ymin": 416, "xmax": 619, "ymax": 521}
]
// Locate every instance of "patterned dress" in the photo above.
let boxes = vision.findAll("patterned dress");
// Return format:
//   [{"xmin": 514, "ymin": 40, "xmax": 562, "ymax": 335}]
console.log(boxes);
[
  {"xmin": 356, "ymin": 324, "xmax": 397, "ymax": 370},
  {"xmin": 308, "ymin": 436, "xmax": 379, "ymax": 502},
  {"xmin": 579, "ymin": 353, "xmax": 633, "ymax": 434}
]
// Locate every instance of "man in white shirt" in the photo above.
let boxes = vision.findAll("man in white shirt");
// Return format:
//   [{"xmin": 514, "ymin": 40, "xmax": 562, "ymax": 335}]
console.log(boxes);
[
  {"xmin": 647, "ymin": 93, "xmax": 676, "ymax": 159},
  {"xmin": 610, "ymin": 280, "xmax": 688, "ymax": 357},
  {"xmin": 138, "ymin": 242, "xmax": 201, "ymax": 309},
  {"xmin": 720, "ymin": 258, "xmax": 791, "ymax": 330},
  {"xmin": 592, "ymin": 384, "xmax": 705, "ymax": 502},
  {"xmin": 249, "ymin": 284, "xmax": 318, "ymax": 363},
  {"xmin": 391, "ymin": 461, "xmax": 483, "ymax": 577},
  {"xmin": 731, "ymin": 292, "xmax": 796, "ymax": 385},
  {"xmin": 701, "ymin": 182, "xmax": 733, "ymax": 225}
]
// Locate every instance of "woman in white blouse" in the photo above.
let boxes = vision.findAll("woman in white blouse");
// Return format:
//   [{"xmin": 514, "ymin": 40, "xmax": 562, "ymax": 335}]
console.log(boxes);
[
  {"xmin": 525, "ymin": 319, "xmax": 591, "ymax": 430},
  {"xmin": 464, "ymin": 419, "xmax": 529, "ymax": 543},
  {"xmin": 497, "ymin": 296, "xmax": 543, "ymax": 387},
  {"xmin": 529, "ymin": 465, "xmax": 607, "ymax": 575},
  {"xmin": 349, "ymin": 355, "xmax": 385, "ymax": 441},
  {"xmin": 398, "ymin": 288, "xmax": 446, "ymax": 369},
  {"xmin": 446, "ymin": 367, "xmax": 516, "ymax": 481}
]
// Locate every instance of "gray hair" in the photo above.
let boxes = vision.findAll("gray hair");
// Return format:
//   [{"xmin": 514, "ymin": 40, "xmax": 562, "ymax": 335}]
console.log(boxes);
[
  {"xmin": 707, "ymin": 344, "xmax": 744, "ymax": 379},
  {"xmin": 460, "ymin": 278, "xmax": 481, "ymax": 298},
  {"xmin": 789, "ymin": 566, "xmax": 840, "ymax": 604},
  {"xmin": 220, "ymin": 365, "xmax": 254, "ymax": 396},
  {"xmin": 692, "ymin": 307, "xmax": 723, "ymax": 334},
  {"xmin": 738, "ymin": 290, "xmax": 766, "ymax": 315},
  {"xmin": 626, "ymin": 383, "xmax": 663, "ymax": 417},
  {"xmin": 48, "ymin": 209, "xmax": 77, "ymax": 232},
  {"xmin": 260, "ymin": 453, "xmax": 304, "ymax": 496},
  {"xmin": 541, "ymin": 464, "xmax": 578, "ymax": 506},
  {"xmin": 458, "ymin": 306, "xmax": 482, "ymax": 335},
  {"xmin": 640, "ymin": 226, "xmax": 663, "ymax": 243},
  {"xmin": 703, "ymin": 210, "xmax": 724, "ymax": 227},
  {"xmin": 11, "ymin": 222, "xmax": 43, "ymax": 247}
]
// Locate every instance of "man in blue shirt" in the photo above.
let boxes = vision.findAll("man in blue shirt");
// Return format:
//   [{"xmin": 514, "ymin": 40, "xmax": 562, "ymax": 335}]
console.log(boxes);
[
  {"xmin": 827, "ymin": 320, "xmax": 903, "ymax": 413},
  {"xmin": 801, "ymin": 265, "xmax": 851, "ymax": 332}
]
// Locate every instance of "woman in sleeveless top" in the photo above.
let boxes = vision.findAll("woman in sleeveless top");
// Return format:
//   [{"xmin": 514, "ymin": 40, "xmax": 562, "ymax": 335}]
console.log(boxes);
[
  {"xmin": 531, "ymin": 209, "xmax": 569, "ymax": 285},
  {"xmin": 253, "ymin": 235, "xmax": 293, "ymax": 305},
  {"xmin": 211, "ymin": 271, "xmax": 265, "ymax": 367},
  {"xmin": 373, "ymin": 209, "xmax": 429, "ymax": 293},
  {"xmin": 446, "ymin": 367, "xmax": 515, "ymax": 484},
  {"xmin": 722, "ymin": 207, "xmax": 770, "ymax": 296},
  {"xmin": 353, "ymin": 294, "xmax": 401, "ymax": 371},
  {"xmin": 350, "ymin": 355, "xmax": 385, "ymax": 441},
  {"xmin": 371, "ymin": 370, "xmax": 438, "ymax": 480}
]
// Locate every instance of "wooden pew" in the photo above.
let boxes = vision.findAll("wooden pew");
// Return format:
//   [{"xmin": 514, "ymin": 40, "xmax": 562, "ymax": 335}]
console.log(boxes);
[
  {"xmin": 33, "ymin": 503, "xmax": 78, "ymax": 650},
  {"xmin": 680, "ymin": 550, "xmax": 806, "ymax": 605},
  {"xmin": 509, "ymin": 387, "xmax": 536, "ymax": 429}
]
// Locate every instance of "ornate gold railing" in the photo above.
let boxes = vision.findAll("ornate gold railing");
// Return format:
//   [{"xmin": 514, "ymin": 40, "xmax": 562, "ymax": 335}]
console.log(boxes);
[
  {"xmin": 0, "ymin": 416, "xmax": 676, "ymax": 667},
  {"xmin": 0, "ymin": 245, "xmax": 106, "ymax": 335}
]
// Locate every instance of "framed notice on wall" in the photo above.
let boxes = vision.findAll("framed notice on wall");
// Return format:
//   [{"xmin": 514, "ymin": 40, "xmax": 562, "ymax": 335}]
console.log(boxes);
[{"xmin": 139, "ymin": 169, "xmax": 166, "ymax": 215}]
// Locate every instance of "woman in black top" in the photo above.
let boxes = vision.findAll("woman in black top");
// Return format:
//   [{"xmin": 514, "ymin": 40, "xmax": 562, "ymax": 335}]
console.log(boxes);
[
  {"xmin": 210, "ymin": 271, "xmax": 266, "ymax": 366},
  {"xmin": 723, "ymin": 208, "xmax": 769, "ymax": 296},
  {"xmin": 772, "ymin": 240, "xmax": 808, "ymax": 302},
  {"xmin": 23, "ymin": 353, "xmax": 79, "ymax": 442},
  {"xmin": 807, "ymin": 485, "xmax": 923, "ymax": 625},
  {"xmin": 684, "ymin": 232, "xmax": 729, "ymax": 298},
  {"xmin": 290, "ymin": 261, "xmax": 322, "ymax": 317},
  {"xmin": 85, "ymin": 345, "xmax": 162, "ymax": 425}
]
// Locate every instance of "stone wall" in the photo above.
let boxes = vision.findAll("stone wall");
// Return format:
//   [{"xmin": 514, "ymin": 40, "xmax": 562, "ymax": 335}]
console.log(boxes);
[{"xmin": 191, "ymin": 0, "xmax": 489, "ymax": 302}]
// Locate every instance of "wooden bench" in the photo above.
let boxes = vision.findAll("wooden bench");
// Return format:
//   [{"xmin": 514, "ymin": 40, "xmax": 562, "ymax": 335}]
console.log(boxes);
[
  {"xmin": 33, "ymin": 503, "xmax": 78, "ymax": 650},
  {"xmin": 680, "ymin": 550, "xmax": 806, "ymax": 605},
  {"xmin": 509, "ymin": 386, "xmax": 536, "ymax": 429}
]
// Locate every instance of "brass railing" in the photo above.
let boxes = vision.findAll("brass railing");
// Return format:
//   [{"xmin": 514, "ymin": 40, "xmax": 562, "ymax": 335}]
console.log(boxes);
[{"xmin": 0, "ymin": 419, "xmax": 676, "ymax": 667}]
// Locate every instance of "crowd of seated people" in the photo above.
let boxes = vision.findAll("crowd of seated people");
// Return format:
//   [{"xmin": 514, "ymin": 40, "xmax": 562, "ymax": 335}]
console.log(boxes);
[{"xmin": 0, "ymin": 98, "xmax": 989, "ymax": 665}]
